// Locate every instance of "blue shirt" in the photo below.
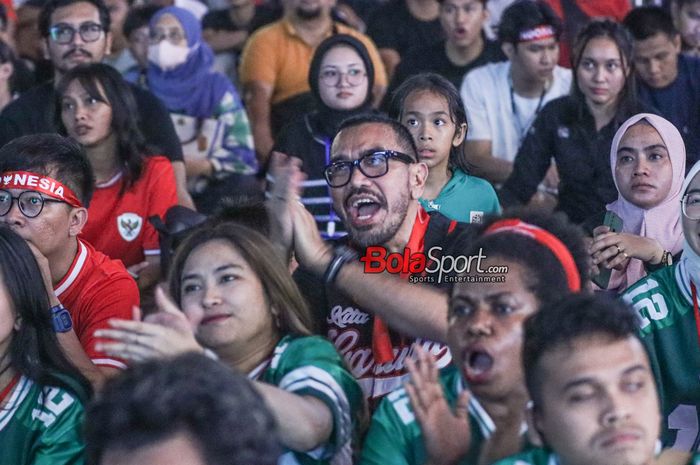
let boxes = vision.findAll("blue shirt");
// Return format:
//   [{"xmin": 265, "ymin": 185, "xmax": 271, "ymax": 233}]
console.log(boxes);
[{"xmin": 638, "ymin": 54, "xmax": 700, "ymax": 167}]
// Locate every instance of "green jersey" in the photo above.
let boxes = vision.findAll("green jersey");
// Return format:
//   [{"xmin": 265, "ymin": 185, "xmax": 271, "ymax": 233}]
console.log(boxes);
[
  {"xmin": 253, "ymin": 334, "xmax": 364, "ymax": 465},
  {"xmin": 622, "ymin": 261, "xmax": 700, "ymax": 451},
  {"xmin": 0, "ymin": 375, "xmax": 84, "ymax": 465},
  {"xmin": 419, "ymin": 169, "xmax": 501, "ymax": 224},
  {"xmin": 360, "ymin": 365, "xmax": 498, "ymax": 465}
]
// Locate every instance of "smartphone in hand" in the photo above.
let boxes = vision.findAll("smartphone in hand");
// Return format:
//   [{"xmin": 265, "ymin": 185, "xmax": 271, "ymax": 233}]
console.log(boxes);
[{"xmin": 592, "ymin": 210, "xmax": 624, "ymax": 289}]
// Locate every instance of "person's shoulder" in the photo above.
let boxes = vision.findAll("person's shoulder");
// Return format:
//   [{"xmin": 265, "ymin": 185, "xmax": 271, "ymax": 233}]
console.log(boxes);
[
  {"xmin": 247, "ymin": 19, "xmax": 285, "ymax": 43},
  {"xmin": 492, "ymin": 448, "xmax": 555, "ymax": 465},
  {"xmin": 80, "ymin": 240, "xmax": 138, "ymax": 287},
  {"xmin": 15, "ymin": 376, "xmax": 85, "ymax": 431},
  {"xmin": 623, "ymin": 261, "xmax": 678, "ymax": 297},
  {"xmin": 465, "ymin": 60, "xmax": 508, "ymax": 83},
  {"xmin": 552, "ymin": 65, "xmax": 572, "ymax": 84},
  {"xmin": 142, "ymin": 155, "xmax": 174, "ymax": 177},
  {"xmin": 2, "ymin": 82, "xmax": 54, "ymax": 115}
]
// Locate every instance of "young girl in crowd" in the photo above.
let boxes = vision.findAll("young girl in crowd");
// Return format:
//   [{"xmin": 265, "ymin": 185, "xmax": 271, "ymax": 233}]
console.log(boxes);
[
  {"xmin": 274, "ymin": 34, "xmax": 375, "ymax": 238},
  {"xmin": 501, "ymin": 19, "xmax": 649, "ymax": 224},
  {"xmin": 0, "ymin": 226, "xmax": 90, "ymax": 465},
  {"xmin": 361, "ymin": 211, "xmax": 588, "ymax": 465},
  {"xmin": 146, "ymin": 6, "xmax": 257, "ymax": 211},
  {"xmin": 94, "ymin": 222, "xmax": 364, "ymax": 465},
  {"xmin": 58, "ymin": 63, "xmax": 178, "ymax": 289},
  {"xmin": 590, "ymin": 114, "xmax": 685, "ymax": 293},
  {"xmin": 392, "ymin": 73, "xmax": 500, "ymax": 223}
]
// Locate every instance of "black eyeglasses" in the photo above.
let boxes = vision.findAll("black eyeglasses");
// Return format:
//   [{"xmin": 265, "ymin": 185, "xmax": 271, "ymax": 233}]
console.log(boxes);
[
  {"xmin": 49, "ymin": 22, "xmax": 104, "ymax": 45},
  {"xmin": 323, "ymin": 150, "xmax": 415, "ymax": 188},
  {"xmin": 0, "ymin": 190, "xmax": 65, "ymax": 218}
]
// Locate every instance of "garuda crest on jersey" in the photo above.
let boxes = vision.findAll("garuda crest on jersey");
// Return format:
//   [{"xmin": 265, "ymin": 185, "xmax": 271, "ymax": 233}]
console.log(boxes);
[{"xmin": 117, "ymin": 213, "xmax": 143, "ymax": 242}]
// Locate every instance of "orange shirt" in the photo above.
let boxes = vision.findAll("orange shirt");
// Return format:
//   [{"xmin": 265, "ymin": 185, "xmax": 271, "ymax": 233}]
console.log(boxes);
[{"xmin": 239, "ymin": 19, "xmax": 387, "ymax": 104}]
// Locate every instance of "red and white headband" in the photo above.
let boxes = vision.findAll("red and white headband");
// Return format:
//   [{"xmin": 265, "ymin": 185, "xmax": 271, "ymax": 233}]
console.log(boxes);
[
  {"xmin": 0, "ymin": 171, "xmax": 83, "ymax": 208},
  {"xmin": 518, "ymin": 25, "xmax": 556, "ymax": 43},
  {"xmin": 485, "ymin": 219, "xmax": 581, "ymax": 292}
]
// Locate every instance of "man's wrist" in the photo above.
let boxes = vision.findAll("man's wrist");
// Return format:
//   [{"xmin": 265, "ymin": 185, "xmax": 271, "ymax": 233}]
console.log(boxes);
[{"xmin": 322, "ymin": 246, "xmax": 357, "ymax": 284}]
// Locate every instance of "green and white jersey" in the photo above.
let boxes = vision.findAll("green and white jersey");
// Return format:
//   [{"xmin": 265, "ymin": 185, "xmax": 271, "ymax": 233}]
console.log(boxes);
[
  {"xmin": 492, "ymin": 447, "xmax": 556, "ymax": 465},
  {"xmin": 360, "ymin": 365, "xmax": 499, "ymax": 465},
  {"xmin": 252, "ymin": 334, "xmax": 364, "ymax": 465},
  {"xmin": 0, "ymin": 375, "xmax": 85, "ymax": 465},
  {"xmin": 622, "ymin": 261, "xmax": 700, "ymax": 451}
]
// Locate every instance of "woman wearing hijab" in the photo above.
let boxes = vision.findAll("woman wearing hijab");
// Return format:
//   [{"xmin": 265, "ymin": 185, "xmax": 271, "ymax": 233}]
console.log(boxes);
[
  {"xmin": 622, "ymin": 159, "xmax": 700, "ymax": 450},
  {"xmin": 589, "ymin": 113, "xmax": 685, "ymax": 293},
  {"xmin": 273, "ymin": 34, "xmax": 375, "ymax": 238},
  {"xmin": 146, "ymin": 6, "xmax": 257, "ymax": 211}
]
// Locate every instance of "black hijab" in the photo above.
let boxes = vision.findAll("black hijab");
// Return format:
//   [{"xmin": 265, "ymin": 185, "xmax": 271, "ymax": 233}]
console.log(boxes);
[{"xmin": 307, "ymin": 34, "xmax": 375, "ymax": 137}]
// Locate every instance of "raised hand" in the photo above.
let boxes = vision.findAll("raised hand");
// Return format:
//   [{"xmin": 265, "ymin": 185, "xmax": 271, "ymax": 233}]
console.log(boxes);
[
  {"xmin": 405, "ymin": 346, "xmax": 471, "ymax": 465},
  {"xmin": 94, "ymin": 287, "xmax": 203, "ymax": 363}
]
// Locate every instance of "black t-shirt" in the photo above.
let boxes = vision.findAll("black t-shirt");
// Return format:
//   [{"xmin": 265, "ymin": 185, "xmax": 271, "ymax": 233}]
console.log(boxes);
[
  {"xmin": 366, "ymin": 0, "xmax": 443, "ymax": 56},
  {"xmin": 383, "ymin": 38, "xmax": 506, "ymax": 110},
  {"xmin": 500, "ymin": 96, "xmax": 652, "ymax": 224},
  {"xmin": 0, "ymin": 81, "xmax": 183, "ymax": 161},
  {"xmin": 201, "ymin": 5, "xmax": 279, "ymax": 35}
]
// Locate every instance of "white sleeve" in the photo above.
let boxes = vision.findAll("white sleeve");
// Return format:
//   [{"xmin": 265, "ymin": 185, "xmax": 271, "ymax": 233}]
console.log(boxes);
[{"xmin": 461, "ymin": 69, "xmax": 492, "ymax": 141}]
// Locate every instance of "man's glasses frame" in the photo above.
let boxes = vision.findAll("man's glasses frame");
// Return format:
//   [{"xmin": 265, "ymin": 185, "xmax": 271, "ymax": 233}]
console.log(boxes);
[
  {"xmin": 49, "ymin": 21, "xmax": 104, "ymax": 45},
  {"xmin": 0, "ymin": 190, "xmax": 66, "ymax": 218},
  {"xmin": 324, "ymin": 150, "xmax": 416, "ymax": 188}
]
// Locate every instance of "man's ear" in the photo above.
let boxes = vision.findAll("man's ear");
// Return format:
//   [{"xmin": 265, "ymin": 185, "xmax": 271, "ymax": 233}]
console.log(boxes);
[
  {"xmin": 673, "ymin": 33, "xmax": 682, "ymax": 54},
  {"xmin": 68, "ymin": 207, "xmax": 88, "ymax": 237},
  {"xmin": 501, "ymin": 42, "xmax": 515, "ymax": 61},
  {"xmin": 104, "ymin": 31, "xmax": 113, "ymax": 56},
  {"xmin": 42, "ymin": 39, "xmax": 50, "ymax": 60},
  {"xmin": 526, "ymin": 401, "xmax": 546, "ymax": 447},
  {"xmin": 409, "ymin": 161, "xmax": 429, "ymax": 200},
  {"xmin": 0, "ymin": 62, "xmax": 13, "ymax": 81}
]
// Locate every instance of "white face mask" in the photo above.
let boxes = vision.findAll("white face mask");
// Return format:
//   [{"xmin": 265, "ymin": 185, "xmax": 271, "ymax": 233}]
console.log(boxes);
[{"xmin": 148, "ymin": 41, "xmax": 189, "ymax": 71}]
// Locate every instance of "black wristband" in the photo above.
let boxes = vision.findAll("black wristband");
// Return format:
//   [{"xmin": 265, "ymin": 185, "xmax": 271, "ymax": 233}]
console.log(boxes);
[{"xmin": 323, "ymin": 246, "xmax": 358, "ymax": 285}]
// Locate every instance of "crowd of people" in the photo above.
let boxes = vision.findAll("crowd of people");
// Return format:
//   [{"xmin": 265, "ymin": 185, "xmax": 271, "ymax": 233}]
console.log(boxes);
[{"xmin": 1, "ymin": 0, "xmax": 700, "ymax": 464}]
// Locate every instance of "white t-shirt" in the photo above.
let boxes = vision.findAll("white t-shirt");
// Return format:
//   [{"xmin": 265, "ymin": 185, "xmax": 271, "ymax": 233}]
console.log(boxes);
[{"xmin": 461, "ymin": 61, "xmax": 572, "ymax": 162}]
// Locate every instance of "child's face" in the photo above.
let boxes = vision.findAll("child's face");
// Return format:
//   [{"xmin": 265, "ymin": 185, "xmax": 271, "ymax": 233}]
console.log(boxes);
[{"xmin": 400, "ymin": 90, "xmax": 466, "ymax": 172}]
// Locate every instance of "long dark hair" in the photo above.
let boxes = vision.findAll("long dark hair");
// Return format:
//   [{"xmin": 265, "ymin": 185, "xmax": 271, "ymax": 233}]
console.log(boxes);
[
  {"xmin": 570, "ymin": 19, "xmax": 638, "ymax": 126},
  {"xmin": 57, "ymin": 63, "xmax": 150, "ymax": 192},
  {"xmin": 0, "ymin": 226, "xmax": 91, "ymax": 400}
]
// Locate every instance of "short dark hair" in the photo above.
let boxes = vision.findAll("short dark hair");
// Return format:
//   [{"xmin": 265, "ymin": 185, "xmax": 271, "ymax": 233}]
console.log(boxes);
[
  {"xmin": 623, "ymin": 7, "xmax": 678, "ymax": 41},
  {"xmin": 497, "ymin": 0, "xmax": 562, "ymax": 45},
  {"xmin": 39, "ymin": 0, "xmax": 111, "ymax": 37},
  {"xmin": 523, "ymin": 293, "xmax": 640, "ymax": 407},
  {"xmin": 84, "ymin": 353, "xmax": 281, "ymax": 465},
  {"xmin": 57, "ymin": 63, "xmax": 148, "ymax": 193},
  {"xmin": 390, "ymin": 72, "xmax": 468, "ymax": 172},
  {"xmin": 122, "ymin": 4, "xmax": 159, "ymax": 38},
  {"xmin": 0, "ymin": 134, "xmax": 95, "ymax": 206},
  {"xmin": 336, "ymin": 113, "xmax": 419, "ymax": 161},
  {"xmin": 449, "ymin": 209, "xmax": 589, "ymax": 305}
]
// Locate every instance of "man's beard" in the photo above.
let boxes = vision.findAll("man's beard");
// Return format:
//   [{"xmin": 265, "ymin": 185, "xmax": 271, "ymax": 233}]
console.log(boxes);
[
  {"xmin": 296, "ymin": 6, "xmax": 322, "ymax": 19},
  {"xmin": 347, "ymin": 194, "xmax": 410, "ymax": 250}
]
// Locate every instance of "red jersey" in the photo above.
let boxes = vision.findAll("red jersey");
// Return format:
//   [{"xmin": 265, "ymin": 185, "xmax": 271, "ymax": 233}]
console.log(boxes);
[
  {"xmin": 54, "ymin": 239, "xmax": 139, "ymax": 369},
  {"xmin": 81, "ymin": 156, "xmax": 177, "ymax": 267}
]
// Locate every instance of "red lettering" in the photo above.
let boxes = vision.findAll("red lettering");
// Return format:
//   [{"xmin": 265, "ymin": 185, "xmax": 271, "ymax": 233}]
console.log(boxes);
[
  {"xmin": 385, "ymin": 252, "xmax": 403, "ymax": 273},
  {"xmin": 409, "ymin": 254, "xmax": 427, "ymax": 273},
  {"xmin": 360, "ymin": 246, "xmax": 387, "ymax": 273}
]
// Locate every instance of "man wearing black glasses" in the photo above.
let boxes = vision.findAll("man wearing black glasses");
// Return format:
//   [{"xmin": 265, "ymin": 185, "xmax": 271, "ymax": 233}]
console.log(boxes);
[
  {"xmin": 0, "ymin": 134, "xmax": 139, "ymax": 389},
  {"xmin": 270, "ymin": 114, "xmax": 468, "ymax": 405},
  {"xmin": 0, "ymin": 0, "xmax": 194, "ymax": 208}
]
